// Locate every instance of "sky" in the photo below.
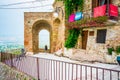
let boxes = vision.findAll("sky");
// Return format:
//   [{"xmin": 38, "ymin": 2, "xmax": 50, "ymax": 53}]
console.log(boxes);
[{"xmin": 0, "ymin": 0, "xmax": 54, "ymax": 37}]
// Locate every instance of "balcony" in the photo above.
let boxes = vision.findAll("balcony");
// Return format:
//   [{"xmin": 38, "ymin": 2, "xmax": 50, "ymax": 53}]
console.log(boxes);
[{"xmin": 66, "ymin": 3, "xmax": 120, "ymax": 29}]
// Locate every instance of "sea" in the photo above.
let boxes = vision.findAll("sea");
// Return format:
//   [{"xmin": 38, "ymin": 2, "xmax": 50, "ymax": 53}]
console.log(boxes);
[
  {"xmin": 0, "ymin": 35, "xmax": 24, "ymax": 52},
  {"xmin": 0, "ymin": 34, "xmax": 50, "ymax": 52}
]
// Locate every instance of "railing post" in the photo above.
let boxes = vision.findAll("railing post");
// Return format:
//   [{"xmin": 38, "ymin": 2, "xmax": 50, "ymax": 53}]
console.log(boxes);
[
  {"xmin": 10, "ymin": 54, "xmax": 13, "ymax": 67},
  {"xmin": 36, "ymin": 57, "xmax": 40, "ymax": 80},
  {"xmin": 0, "ymin": 51, "xmax": 1, "ymax": 62}
]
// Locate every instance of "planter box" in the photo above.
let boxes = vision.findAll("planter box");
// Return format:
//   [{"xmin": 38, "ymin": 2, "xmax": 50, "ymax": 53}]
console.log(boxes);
[{"xmin": 105, "ymin": 51, "xmax": 117, "ymax": 63}]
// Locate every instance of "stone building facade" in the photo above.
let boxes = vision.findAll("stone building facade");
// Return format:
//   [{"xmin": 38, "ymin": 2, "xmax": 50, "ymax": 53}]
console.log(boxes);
[
  {"xmin": 24, "ymin": 1, "xmax": 65, "ymax": 53},
  {"xmin": 81, "ymin": 0, "xmax": 120, "ymax": 53},
  {"xmin": 63, "ymin": 0, "xmax": 120, "ymax": 63}
]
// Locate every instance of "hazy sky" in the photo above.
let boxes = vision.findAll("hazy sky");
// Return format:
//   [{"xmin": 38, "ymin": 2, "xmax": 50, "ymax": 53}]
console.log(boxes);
[{"xmin": 0, "ymin": 0, "xmax": 54, "ymax": 37}]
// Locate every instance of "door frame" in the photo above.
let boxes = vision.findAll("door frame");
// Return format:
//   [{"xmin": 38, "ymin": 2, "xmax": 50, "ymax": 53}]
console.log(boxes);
[{"xmin": 82, "ymin": 30, "xmax": 88, "ymax": 49}]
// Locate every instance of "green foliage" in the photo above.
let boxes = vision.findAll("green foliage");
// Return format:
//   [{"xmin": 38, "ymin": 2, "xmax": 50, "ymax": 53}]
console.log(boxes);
[
  {"xmin": 55, "ymin": 0, "xmax": 64, "ymax": 1},
  {"xmin": 32, "ymin": 78, "xmax": 36, "ymax": 80},
  {"xmin": 65, "ymin": 28, "xmax": 82, "ymax": 48},
  {"xmin": 66, "ymin": 16, "xmax": 108, "ymax": 29},
  {"xmin": 55, "ymin": 0, "xmax": 84, "ymax": 20},
  {"xmin": 16, "ymin": 73, "xmax": 19, "ymax": 78},
  {"xmin": 107, "ymin": 47, "xmax": 114, "ymax": 55},
  {"xmin": 92, "ymin": 16, "xmax": 108, "ymax": 23},
  {"xmin": 24, "ymin": 77, "xmax": 27, "ymax": 80},
  {"xmin": 12, "ymin": 49, "xmax": 21, "ymax": 54},
  {"xmin": 116, "ymin": 46, "xmax": 120, "ymax": 55},
  {"xmin": 64, "ymin": 0, "xmax": 84, "ymax": 19}
]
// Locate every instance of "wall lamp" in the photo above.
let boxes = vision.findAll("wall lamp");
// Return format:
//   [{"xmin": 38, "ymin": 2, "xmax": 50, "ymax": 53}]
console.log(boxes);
[{"xmin": 53, "ymin": 7, "xmax": 64, "ymax": 19}]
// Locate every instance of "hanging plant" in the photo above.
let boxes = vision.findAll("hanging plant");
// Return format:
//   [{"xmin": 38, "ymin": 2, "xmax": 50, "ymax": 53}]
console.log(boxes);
[
  {"xmin": 66, "ymin": 16, "xmax": 108, "ymax": 29},
  {"xmin": 55, "ymin": 0, "xmax": 84, "ymax": 20},
  {"xmin": 65, "ymin": 0, "xmax": 84, "ymax": 20},
  {"xmin": 65, "ymin": 28, "xmax": 82, "ymax": 49}
]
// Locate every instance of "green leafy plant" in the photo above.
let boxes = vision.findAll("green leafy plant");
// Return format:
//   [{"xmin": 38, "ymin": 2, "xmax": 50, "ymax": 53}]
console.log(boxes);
[
  {"xmin": 65, "ymin": 28, "xmax": 82, "ymax": 48},
  {"xmin": 32, "ymin": 78, "xmax": 36, "ymax": 80},
  {"xmin": 12, "ymin": 49, "xmax": 21, "ymax": 54},
  {"xmin": 116, "ymin": 46, "xmax": 120, "ymax": 55},
  {"xmin": 24, "ymin": 77, "xmax": 27, "ymax": 80},
  {"xmin": 64, "ymin": 0, "xmax": 84, "ymax": 19},
  {"xmin": 66, "ymin": 16, "xmax": 108, "ymax": 29},
  {"xmin": 107, "ymin": 47, "xmax": 114, "ymax": 55}
]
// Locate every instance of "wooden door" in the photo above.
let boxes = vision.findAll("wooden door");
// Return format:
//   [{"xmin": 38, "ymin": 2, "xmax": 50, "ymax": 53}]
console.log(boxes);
[{"xmin": 82, "ymin": 31, "xmax": 88, "ymax": 49}]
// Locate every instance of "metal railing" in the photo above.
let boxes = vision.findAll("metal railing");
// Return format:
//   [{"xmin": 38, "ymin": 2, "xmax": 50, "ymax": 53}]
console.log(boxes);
[{"xmin": 0, "ymin": 52, "xmax": 120, "ymax": 80}]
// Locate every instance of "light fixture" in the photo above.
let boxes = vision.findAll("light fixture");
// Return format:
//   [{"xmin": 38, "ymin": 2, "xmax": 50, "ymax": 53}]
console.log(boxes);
[
  {"xmin": 53, "ymin": 11, "xmax": 59, "ymax": 18},
  {"xmin": 53, "ymin": 7, "xmax": 64, "ymax": 19}
]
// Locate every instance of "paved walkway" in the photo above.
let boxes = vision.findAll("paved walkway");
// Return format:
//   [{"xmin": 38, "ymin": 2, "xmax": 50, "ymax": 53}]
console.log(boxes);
[
  {"xmin": 31, "ymin": 53, "xmax": 120, "ymax": 80},
  {"xmin": 32, "ymin": 53, "xmax": 120, "ymax": 71}
]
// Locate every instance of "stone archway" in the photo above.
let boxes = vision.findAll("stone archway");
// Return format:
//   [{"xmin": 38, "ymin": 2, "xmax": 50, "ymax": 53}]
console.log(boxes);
[
  {"xmin": 24, "ymin": 11, "xmax": 65, "ymax": 54},
  {"xmin": 32, "ymin": 20, "xmax": 51, "ymax": 53},
  {"xmin": 39, "ymin": 29, "xmax": 50, "ymax": 49}
]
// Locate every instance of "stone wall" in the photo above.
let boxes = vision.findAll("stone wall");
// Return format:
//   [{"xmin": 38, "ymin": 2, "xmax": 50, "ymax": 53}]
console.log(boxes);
[
  {"xmin": 24, "ymin": 12, "xmax": 54, "ymax": 53},
  {"xmin": 83, "ymin": 0, "xmax": 92, "ymax": 15},
  {"xmin": 69, "ymin": 0, "xmax": 120, "ymax": 62},
  {"xmin": 112, "ymin": 0, "xmax": 120, "ymax": 5},
  {"xmin": 78, "ymin": 25, "xmax": 119, "ymax": 63},
  {"xmin": 64, "ymin": 25, "xmax": 120, "ymax": 63},
  {"xmin": 84, "ymin": 25, "xmax": 120, "ymax": 53},
  {"xmin": 24, "ymin": 1, "xmax": 65, "ymax": 53}
]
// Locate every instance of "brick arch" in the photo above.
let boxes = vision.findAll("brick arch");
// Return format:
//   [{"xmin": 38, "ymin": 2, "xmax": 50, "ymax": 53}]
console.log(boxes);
[{"xmin": 32, "ymin": 20, "xmax": 51, "ymax": 53}]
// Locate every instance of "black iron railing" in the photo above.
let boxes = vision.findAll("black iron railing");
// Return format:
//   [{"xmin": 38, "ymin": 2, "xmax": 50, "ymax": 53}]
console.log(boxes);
[{"xmin": 0, "ymin": 52, "xmax": 120, "ymax": 80}]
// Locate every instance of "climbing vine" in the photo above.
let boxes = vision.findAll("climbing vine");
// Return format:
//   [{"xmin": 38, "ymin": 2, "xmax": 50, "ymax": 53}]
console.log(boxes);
[
  {"xmin": 55, "ymin": 0, "xmax": 84, "ymax": 48},
  {"xmin": 55, "ymin": 0, "xmax": 84, "ymax": 20},
  {"xmin": 65, "ymin": 0, "xmax": 84, "ymax": 19},
  {"xmin": 65, "ymin": 28, "xmax": 82, "ymax": 49}
]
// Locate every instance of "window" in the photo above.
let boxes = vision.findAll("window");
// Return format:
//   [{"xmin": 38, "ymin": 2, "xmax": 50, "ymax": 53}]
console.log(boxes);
[
  {"xmin": 89, "ymin": 31, "xmax": 94, "ymax": 36},
  {"xmin": 92, "ymin": 0, "xmax": 112, "ymax": 12},
  {"xmin": 96, "ymin": 29, "xmax": 107, "ymax": 43}
]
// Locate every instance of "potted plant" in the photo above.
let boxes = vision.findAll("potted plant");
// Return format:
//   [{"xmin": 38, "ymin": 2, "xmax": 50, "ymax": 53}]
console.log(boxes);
[
  {"xmin": 107, "ymin": 47, "xmax": 114, "ymax": 55},
  {"xmin": 105, "ymin": 45, "xmax": 116, "ymax": 63},
  {"xmin": 116, "ymin": 46, "xmax": 120, "ymax": 55},
  {"xmin": 115, "ymin": 46, "xmax": 120, "ymax": 65}
]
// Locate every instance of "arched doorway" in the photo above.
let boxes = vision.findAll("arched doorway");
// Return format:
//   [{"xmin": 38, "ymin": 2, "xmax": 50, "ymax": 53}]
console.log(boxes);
[
  {"xmin": 32, "ymin": 20, "xmax": 51, "ymax": 53},
  {"xmin": 39, "ymin": 29, "xmax": 50, "ymax": 49},
  {"xmin": 24, "ymin": 12, "xmax": 65, "ymax": 53}
]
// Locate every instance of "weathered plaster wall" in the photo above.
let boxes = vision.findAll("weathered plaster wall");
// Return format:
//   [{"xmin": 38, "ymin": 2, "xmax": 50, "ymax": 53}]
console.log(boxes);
[
  {"xmin": 84, "ymin": 25, "xmax": 120, "ymax": 55},
  {"xmin": 83, "ymin": 0, "xmax": 92, "ymax": 13},
  {"xmin": 67, "ymin": 26, "xmax": 120, "ymax": 63},
  {"xmin": 112, "ymin": 0, "xmax": 120, "ymax": 5},
  {"xmin": 81, "ymin": 25, "xmax": 120, "ymax": 62},
  {"xmin": 82, "ymin": 0, "xmax": 92, "ymax": 20},
  {"xmin": 106, "ymin": 26, "xmax": 120, "ymax": 48}
]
